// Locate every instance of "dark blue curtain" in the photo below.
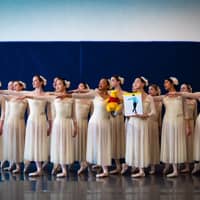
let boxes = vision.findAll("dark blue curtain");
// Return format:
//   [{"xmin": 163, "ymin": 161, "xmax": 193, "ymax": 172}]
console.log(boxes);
[{"xmin": 0, "ymin": 42, "xmax": 199, "ymax": 92}]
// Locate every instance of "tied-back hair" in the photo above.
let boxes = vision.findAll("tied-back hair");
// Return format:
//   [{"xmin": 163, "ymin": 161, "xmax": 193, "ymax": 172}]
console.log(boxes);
[
  {"xmin": 166, "ymin": 77, "xmax": 179, "ymax": 91},
  {"xmin": 102, "ymin": 78, "xmax": 111, "ymax": 90},
  {"xmin": 182, "ymin": 83, "xmax": 192, "ymax": 93},
  {"xmin": 79, "ymin": 82, "xmax": 90, "ymax": 89},
  {"xmin": 138, "ymin": 76, "xmax": 148, "ymax": 88},
  {"xmin": 56, "ymin": 77, "xmax": 70, "ymax": 90},
  {"xmin": 34, "ymin": 75, "xmax": 46, "ymax": 89},
  {"xmin": 149, "ymin": 84, "xmax": 161, "ymax": 96},
  {"xmin": 111, "ymin": 75, "xmax": 124, "ymax": 86},
  {"xmin": 16, "ymin": 80, "xmax": 26, "ymax": 90}
]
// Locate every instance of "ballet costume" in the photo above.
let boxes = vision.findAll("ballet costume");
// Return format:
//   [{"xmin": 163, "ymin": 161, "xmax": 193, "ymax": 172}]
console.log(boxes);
[
  {"xmin": 192, "ymin": 99, "xmax": 200, "ymax": 173},
  {"xmin": 182, "ymin": 99, "xmax": 197, "ymax": 173},
  {"xmin": 160, "ymin": 96, "xmax": 187, "ymax": 177},
  {"xmin": 125, "ymin": 95, "xmax": 156, "ymax": 178},
  {"xmin": 86, "ymin": 95, "xmax": 112, "ymax": 178},
  {"xmin": 50, "ymin": 98, "xmax": 75, "ymax": 177},
  {"xmin": 0, "ymin": 96, "xmax": 5, "ymax": 167},
  {"xmin": 2, "ymin": 98, "xmax": 27, "ymax": 173},
  {"xmin": 24, "ymin": 98, "xmax": 49, "ymax": 176},
  {"xmin": 74, "ymin": 99, "xmax": 91, "ymax": 175},
  {"xmin": 110, "ymin": 110, "xmax": 126, "ymax": 174},
  {"xmin": 148, "ymin": 101, "xmax": 162, "ymax": 174}
]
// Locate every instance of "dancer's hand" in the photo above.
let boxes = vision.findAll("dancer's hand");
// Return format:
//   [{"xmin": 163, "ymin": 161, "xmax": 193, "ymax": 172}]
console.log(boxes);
[
  {"xmin": 0, "ymin": 121, "xmax": 3, "ymax": 135},
  {"xmin": 72, "ymin": 122, "xmax": 78, "ymax": 137},
  {"xmin": 167, "ymin": 92, "xmax": 181, "ymax": 97},
  {"xmin": 72, "ymin": 127, "xmax": 77, "ymax": 137},
  {"xmin": 16, "ymin": 95, "xmax": 27, "ymax": 100},
  {"xmin": 47, "ymin": 128, "xmax": 51, "ymax": 136},
  {"xmin": 47, "ymin": 120, "xmax": 52, "ymax": 136},
  {"xmin": 186, "ymin": 124, "xmax": 191, "ymax": 136},
  {"xmin": 134, "ymin": 113, "xmax": 149, "ymax": 119},
  {"xmin": 71, "ymin": 89, "xmax": 80, "ymax": 93},
  {"xmin": 56, "ymin": 94, "xmax": 72, "ymax": 99},
  {"xmin": 71, "ymin": 89, "xmax": 90, "ymax": 93}
]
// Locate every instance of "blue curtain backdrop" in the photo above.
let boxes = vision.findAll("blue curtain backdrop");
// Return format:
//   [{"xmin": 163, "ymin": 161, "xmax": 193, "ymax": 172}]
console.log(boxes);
[{"xmin": 0, "ymin": 41, "xmax": 199, "ymax": 92}]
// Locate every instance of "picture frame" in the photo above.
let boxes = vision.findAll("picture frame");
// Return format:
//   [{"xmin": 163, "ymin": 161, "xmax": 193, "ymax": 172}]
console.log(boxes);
[{"xmin": 123, "ymin": 92, "xmax": 143, "ymax": 116}]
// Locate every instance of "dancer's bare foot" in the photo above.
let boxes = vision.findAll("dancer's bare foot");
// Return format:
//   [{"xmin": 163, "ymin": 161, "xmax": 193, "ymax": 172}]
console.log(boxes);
[
  {"xmin": 96, "ymin": 172, "xmax": 109, "ymax": 178},
  {"xmin": 12, "ymin": 167, "xmax": 20, "ymax": 174},
  {"xmin": 3, "ymin": 166, "xmax": 12, "ymax": 171},
  {"xmin": 149, "ymin": 166, "xmax": 156, "ymax": 175},
  {"xmin": 42, "ymin": 161, "xmax": 49, "ymax": 170},
  {"xmin": 0, "ymin": 161, "xmax": 6, "ymax": 169},
  {"xmin": 167, "ymin": 172, "xmax": 178, "ymax": 178},
  {"xmin": 121, "ymin": 164, "xmax": 128, "ymax": 175},
  {"xmin": 56, "ymin": 172, "xmax": 67, "ymax": 178},
  {"xmin": 24, "ymin": 163, "xmax": 31, "ymax": 174},
  {"xmin": 131, "ymin": 171, "xmax": 145, "ymax": 178},
  {"xmin": 110, "ymin": 168, "xmax": 121, "ymax": 175},
  {"xmin": 51, "ymin": 168, "xmax": 58, "ymax": 175},
  {"xmin": 192, "ymin": 164, "xmax": 200, "ymax": 174},
  {"xmin": 3, "ymin": 164, "xmax": 15, "ymax": 171},
  {"xmin": 181, "ymin": 168, "xmax": 190, "ymax": 173},
  {"xmin": 163, "ymin": 166, "xmax": 170, "ymax": 175},
  {"xmin": 29, "ymin": 170, "xmax": 43, "ymax": 177},
  {"xmin": 77, "ymin": 163, "xmax": 88, "ymax": 175}
]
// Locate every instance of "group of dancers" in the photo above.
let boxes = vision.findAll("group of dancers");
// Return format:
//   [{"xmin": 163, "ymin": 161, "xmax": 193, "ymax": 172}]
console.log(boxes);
[{"xmin": 0, "ymin": 75, "xmax": 199, "ymax": 179}]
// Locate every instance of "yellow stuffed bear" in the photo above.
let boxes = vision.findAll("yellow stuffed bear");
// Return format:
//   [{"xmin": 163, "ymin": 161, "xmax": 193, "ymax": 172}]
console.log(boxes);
[{"xmin": 105, "ymin": 90, "xmax": 122, "ymax": 117}]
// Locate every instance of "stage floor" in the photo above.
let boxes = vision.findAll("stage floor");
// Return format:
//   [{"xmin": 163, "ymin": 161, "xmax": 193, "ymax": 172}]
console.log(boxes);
[{"xmin": 0, "ymin": 167, "xmax": 200, "ymax": 200}]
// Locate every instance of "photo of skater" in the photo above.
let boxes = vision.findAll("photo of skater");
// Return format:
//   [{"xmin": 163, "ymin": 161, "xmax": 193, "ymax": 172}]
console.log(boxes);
[
  {"xmin": 123, "ymin": 92, "xmax": 143, "ymax": 116},
  {"xmin": 130, "ymin": 94, "xmax": 139, "ymax": 113}
]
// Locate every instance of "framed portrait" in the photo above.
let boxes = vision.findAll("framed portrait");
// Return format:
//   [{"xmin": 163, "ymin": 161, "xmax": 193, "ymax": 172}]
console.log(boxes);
[{"xmin": 123, "ymin": 92, "xmax": 143, "ymax": 116}]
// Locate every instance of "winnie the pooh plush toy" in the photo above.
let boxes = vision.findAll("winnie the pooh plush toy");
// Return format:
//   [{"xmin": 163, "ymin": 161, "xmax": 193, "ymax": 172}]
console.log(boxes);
[{"xmin": 105, "ymin": 90, "xmax": 122, "ymax": 117}]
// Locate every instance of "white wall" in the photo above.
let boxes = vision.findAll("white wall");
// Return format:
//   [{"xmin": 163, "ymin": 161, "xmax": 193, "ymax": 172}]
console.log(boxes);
[{"xmin": 0, "ymin": 0, "xmax": 200, "ymax": 41}]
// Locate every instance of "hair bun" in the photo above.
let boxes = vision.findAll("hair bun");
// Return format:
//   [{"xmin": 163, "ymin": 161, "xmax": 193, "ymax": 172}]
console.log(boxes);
[
  {"xmin": 19, "ymin": 81, "xmax": 26, "ymax": 89},
  {"xmin": 40, "ymin": 75, "xmax": 47, "ymax": 86},
  {"xmin": 140, "ymin": 76, "xmax": 149, "ymax": 86},
  {"xmin": 65, "ymin": 80, "xmax": 71, "ymax": 88},
  {"xmin": 118, "ymin": 76, "xmax": 125, "ymax": 85},
  {"xmin": 169, "ymin": 76, "xmax": 179, "ymax": 86}
]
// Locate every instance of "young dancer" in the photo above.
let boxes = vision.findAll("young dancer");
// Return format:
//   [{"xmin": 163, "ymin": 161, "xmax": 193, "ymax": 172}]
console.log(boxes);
[
  {"xmin": 74, "ymin": 82, "xmax": 92, "ymax": 175},
  {"xmin": 148, "ymin": 84, "xmax": 162, "ymax": 174},
  {"xmin": 67, "ymin": 78, "xmax": 112, "ymax": 178},
  {"xmin": 0, "ymin": 81, "xmax": 5, "ymax": 169},
  {"xmin": 122, "ymin": 77, "xmax": 156, "ymax": 178},
  {"xmin": 180, "ymin": 83, "xmax": 197, "ymax": 173},
  {"xmin": 50, "ymin": 78, "xmax": 77, "ymax": 178},
  {"xmin": 23, "ymin": 75, "xmax": 51, "ymax": 177},
  {"xmin": 2, "ymin": 81, "xmax": 27, "ymax": 173},
  {"xmin": 173, "ymin": 89, "xmax": 200, "ymax": 174},
  {"xmin": 109, "ymin": 75, "xmax": 126, "ymax": 174},
  {"xmin": 160, "ymin": 77, "xmax": 187, "ymax": 177}
]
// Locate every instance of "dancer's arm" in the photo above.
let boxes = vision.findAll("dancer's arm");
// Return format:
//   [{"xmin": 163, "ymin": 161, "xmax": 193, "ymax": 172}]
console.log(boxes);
[
  {"xmin": 72, "ymin": 90, "xmax": 96, "ymax": 99},
  {"xmin": 183, "ymin": 100, "xmax": 191, "ymax": 136},
  {"xmin": 148, "ymin": 95, "xmax": 157, "ymax": 117},
  {"xmin": 47, "ymin": 101, "xmax": 53, "ymax": 136},
  {"xmin": 72, "ymin": 99, "xmax": 77, "ymax": 137},
  {"xmin": 0, "ymin": 90, "xmax": 31, "ymax": 96},
  {"xmin": 168, "ymin": 92, "xmax": 200, "ymax": 100},
  {"xmin": 0, "ymin": 97, "xmax": 5, "ymax": 135},
  {"xmin": 134, "ymin": 95, "xmax": 156, "ymax": 119},
  {"xmin": 17, "ymin": 93, "xmax": 56, "ymax": 101},
  {"xmin": 181, "ymin": 92, "xmax": 200, "ymax": 99},
  {"xmin": 153, "ymin": 95, "xmax": 165, "ymax": 102}
]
